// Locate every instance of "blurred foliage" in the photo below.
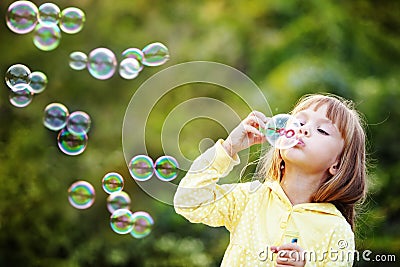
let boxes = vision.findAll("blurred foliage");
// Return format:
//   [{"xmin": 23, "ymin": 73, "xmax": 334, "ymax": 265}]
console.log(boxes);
[{"xmin": 0, "ymin": 0, "xmax": 399, "ymax": 266}]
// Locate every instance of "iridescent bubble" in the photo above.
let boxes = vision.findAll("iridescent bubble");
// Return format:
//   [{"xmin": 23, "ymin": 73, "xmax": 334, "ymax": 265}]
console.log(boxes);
[
  {"xmin": 122, "ymin": 48, "xmax": 144, "ymax": 71},
  {"xmin": 68, "ymin": 180, "xmax": 95, "ymax": 209},
  {"xmin": 28, "ymin": 71, "xmax": 47, "ymax": 94},
  {"xmin": 130, "ymin": 211, "xmax": 154, "ymax": 239},
  {"xmin": 262, "ymin": 114, "xmax": 301, "ymax": 149},
  {"xmin": 43, "ymin": 103, "xmax": 69, "ymax": 131},
  {"xmin": 5, "ymin": 64, "xmax": 31, "ymax": 91},
  {"xmin": 102, "ymin": 172, "xmax": 124, "ymax": 194},
  {"xmin": 9, "ymin": 84, "xmax": 33, "ymax": 108},
  {"xmin": 87, "ymin": 48, "xmax": 117, "ymax": 80},
  {"xmin": 38, "ymin": 2, "xmax": 60, "ymax": 25},
  {"xmin": 154, "ymin": 156, "xmax": 179, "ymax": 181},
  {"xmin": 107, "ymin": 191, "xmax": 131, "ymax": 213},
  {"xmin": 119, "ymin": 58, "xmax": 141, "ymax": 80},
  {"xmin": 142, "ymin": 42, "xmax": 170, "ymax": 67},
  {"xmin": 69, "ymin": 51, "xmax": 87, "ymax": 70},
  {"xmin": 110, "ymin": 209, "xmax": 134, "ymax": 234},
  {"xmin": 66, "ymin": 111, "xmax": 91, "ymax": 136},
  {"xmin": 128, "ymin": 155, "xmax": 154, "ymax": 181},
  {"xmin": 57, "ymin": 128, "xmax": 88, "ymax": 156},
  {"xmin": 33, "ymin": 23, "xmax": 61, "ymax": 51},
  {"xmin": 59, "ymin": 7, "xmax": 85, "ymax": 34},
  {"xmin": 6, "ymin": 1, "xmax": 38, "ymax": 34}
]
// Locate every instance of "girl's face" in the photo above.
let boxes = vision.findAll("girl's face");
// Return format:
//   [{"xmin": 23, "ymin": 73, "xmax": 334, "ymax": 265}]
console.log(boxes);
[{"xmin": 281, "ymin": 104, "xmax": 344, "ymax": 176}]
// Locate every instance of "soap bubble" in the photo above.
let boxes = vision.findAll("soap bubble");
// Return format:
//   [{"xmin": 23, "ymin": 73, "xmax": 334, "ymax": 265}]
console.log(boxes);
[
  {"xmin": 154, "ymin": 156, "xmax": 179, "ymax": 182},
  {"xmin": 87, "ymin": 48, "xmax": 117, "ymax": 80},
  {"xmin": 69, "ymin": 51, "xmax": 87, "ymax": 70},
  {"xmin": 128, "ymin": 155, "xmax": 154, "ymax": 181},
  {"xmin": 6, "ymin": 1, "xmax": 38, "ymax": 34},
  {"xmin": 66, "ymin": 111, "xmax": 91, "ymax": 135},
  {"xmin": 142, "ymin": 42, "xmax": 170, "ymax": 67},
  {"xmin": 110, "ymin": 209, "xmax": 134, "ymax": 234},
  {"xmin": 33, "ymin": 23, "xmax": 61, "ymax": 51},
  {"xmin": 59, "ymin": 7, "xmax": 85, "ymax": 34},
  {"xmin": 43, "ymin": 103, "xmax": 69, "ymax": 131},
  {"xmin": 107, "ymin": 191, "xmax": 131, "ymax": 213},
  {"xmin": 119, "ymin": 58, "xmax": 141, "ymax": 79},
  {"xmin": 38, "ymin": 2, "xmax": 60, "ymax": 25},
  {"xmin": 262, "ymin": 114, "xmax": 301, "ymax": 149},
  {"xmin": 130, "ymin": 211, "xmax": 154, "ymax": 239},
  {"xmin": 9, "ymin": 84, "xmax": 33, "ymax": 108},
  {"xmin": 102, "ymin": 172, "xmax": 124, "ymax": 194},
  {"xmin": 28, "ymin": 71, "xmax": 47, "ymax": 94},
  {"xmin": 122, "ymin": 48, "xmax": 144, "ymax": 71},
  {"xmin": 5, "ymin": 64, "xmax": 31, "ymax": 91},
  {"xmin": 57, "ymin": 128, "xmax": 88, "ymax": 156},
  {"xmin": 68, "ymin": 180, "xmax": 95, "ymax": 209}
]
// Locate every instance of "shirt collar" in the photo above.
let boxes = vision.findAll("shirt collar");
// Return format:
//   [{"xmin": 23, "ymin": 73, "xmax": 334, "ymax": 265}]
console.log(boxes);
[{"xmin": 263, "ymin": 179, "xmax": 343, "ymax": 217}]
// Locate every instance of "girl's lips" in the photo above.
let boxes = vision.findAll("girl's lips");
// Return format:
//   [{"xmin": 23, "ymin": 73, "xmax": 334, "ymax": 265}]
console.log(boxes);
[{"xmin": 296, "ymin": 139, "xmax": 305, "ymax": 146}]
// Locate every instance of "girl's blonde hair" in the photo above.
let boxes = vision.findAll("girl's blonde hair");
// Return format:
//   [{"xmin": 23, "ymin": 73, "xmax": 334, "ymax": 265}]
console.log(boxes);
[{"xmin": 258, "ymin": 94, "xmax": 367, "ymax": 230}]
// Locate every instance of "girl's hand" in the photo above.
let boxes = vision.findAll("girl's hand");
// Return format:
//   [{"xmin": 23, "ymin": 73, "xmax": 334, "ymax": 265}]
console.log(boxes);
[
  {"xmin": 270, "ymin": 243, "xmax": 306, "ymax": 267},
  {"xmin": 222, "ymin": 111, "xmax": 268, "ymax": 157}
]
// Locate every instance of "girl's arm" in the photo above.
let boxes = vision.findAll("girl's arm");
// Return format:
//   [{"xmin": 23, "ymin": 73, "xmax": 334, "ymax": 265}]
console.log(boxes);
[
  {"xmin": 174, "ymin": 139, "xmax": 252, "ymax": 231},
  {"xmin": 174, "ymin": 111, "xmax": 268, "ymax": 231}
]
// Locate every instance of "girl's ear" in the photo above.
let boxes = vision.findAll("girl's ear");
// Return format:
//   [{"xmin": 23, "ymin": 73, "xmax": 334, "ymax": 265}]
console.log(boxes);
[{"xmin": 328, "ymin": 161, "xmax": 339, "ymax": 175}]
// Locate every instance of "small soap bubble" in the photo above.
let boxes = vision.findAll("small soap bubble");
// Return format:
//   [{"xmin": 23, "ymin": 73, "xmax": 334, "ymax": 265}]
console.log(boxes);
[
  {"xmin": 102, "ymin": 172, "xmax": 124, "ymax": 194},
  {"xmin": 38, "ymin": 2, "xmax": 60, "ymax": 25},
  {"xmin": 57, "ymin": 128, "xmax": 88, "ymax": 156},
  {"xmin": 87, "ymin": 48, "xmax": 117, "ymax": 80},
  {"xmin": 110, "ymin": 209, "xmax": 134, "ymax": 234},
  {"xmin": 33, "ymin": 23, "xmax": 61, "ymax": 51},
  {"xmin": 262, "ymin": 114, "xmax": 301, "ymax": 149},
  {"xmin": 107, "ymin": 191, "xmax": 131, "ymax": 213},
  {"xmin": 6, "ymin": 1, "xmax": 38, "ymax": 34},
  {"xmin": 128, "ymin": 155, "xmax": 154, "ymax": 181},
  {"xmin": 60, "ymin": 7, "xmax": 85, "ymax": 34},
  {"xmin": 130, "ymin": 211, "xmax": 154, "ymax": 239},
  {"xmin": 5, "ymin": 64, "xmax": 31, "ymax": 91},
  {"xmin": 69, "ymin": 51, "xmax": 87, "ymax": 70},
  {"xmin": 154, "ymin": 156, "xmax": 179, "ymax": 181},
  {"xmin": 142, "ymin": 42, "xmax": 170, "ymax": 67},
  {"xmin": 28, "ymin": 71, "xmax": 47, "ymax": 94},
  {"xmin": 122, "ymin": 48, "xmax": 144, "ymax": 71},
  {"xmin": 119, "ymin": 58, "xmax": 141, "ymax": 80},
  {"xmin": 68, "ymin": 180, "xmax": 95, "ymax": 209},
  {"xmin": 9, "ymin": 84, "xmax": 33, "ymax": 108},
  {"xmin": 43, "ymin": 103, "xmax": 69, "ymax": 131},
  {"xmin": 66, "ymin": 111, "xmax": 91, "ymax": 136}
]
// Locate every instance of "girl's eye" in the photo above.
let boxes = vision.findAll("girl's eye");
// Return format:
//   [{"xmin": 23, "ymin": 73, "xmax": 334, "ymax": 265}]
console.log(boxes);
[{"xmin": 317, "ymin": 129, "xmax": 329, "ymax": 135}]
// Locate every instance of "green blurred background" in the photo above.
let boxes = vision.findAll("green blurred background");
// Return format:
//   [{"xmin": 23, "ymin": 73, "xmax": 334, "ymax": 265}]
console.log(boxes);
[{"xmin": 0, "ymin": 0, "xmax": 399, "ymax": 266}]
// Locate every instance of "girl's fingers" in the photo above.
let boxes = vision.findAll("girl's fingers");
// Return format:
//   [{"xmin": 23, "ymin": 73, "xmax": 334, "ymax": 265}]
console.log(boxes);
[
  {"xmin": 243, "ymin": 124, "xmax": 264, "ymax": 138},
  {"xmin": 273, "ymin": 244, "xmax": 305, "ymax": 266},
  {"xmin": 248, "ymin": 110, "xmax": 268, "ymax": 123},
  {"xmin": 252, "ymin": 133, "xmax": 267, "ymax": 144},
  {"xmin": 243, "ymin": 115, "xmax": 267, "ymax": 130}
]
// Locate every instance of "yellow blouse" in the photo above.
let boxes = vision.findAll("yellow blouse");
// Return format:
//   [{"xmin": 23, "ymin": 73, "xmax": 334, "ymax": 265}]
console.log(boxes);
[{"xmin": 174, "ymin": 140, "xmax": 355, "ymax": 267}]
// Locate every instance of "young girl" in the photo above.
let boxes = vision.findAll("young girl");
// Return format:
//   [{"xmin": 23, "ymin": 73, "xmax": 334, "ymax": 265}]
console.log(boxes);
[{"xmin": 174, "ymin": 94, "xmax": 367, "ymax": 266}]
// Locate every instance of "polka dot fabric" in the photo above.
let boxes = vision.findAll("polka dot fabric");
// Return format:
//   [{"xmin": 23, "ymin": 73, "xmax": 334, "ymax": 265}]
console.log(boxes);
[{"xmin": 174, "ymin": 140, "xmax": 355, "ymax": 266}]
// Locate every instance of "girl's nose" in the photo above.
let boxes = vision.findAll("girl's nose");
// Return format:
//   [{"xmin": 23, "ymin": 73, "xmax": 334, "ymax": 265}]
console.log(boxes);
[{"xmin": 299, "ymin": 127, "xmax": 310, "ymax": 137}]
